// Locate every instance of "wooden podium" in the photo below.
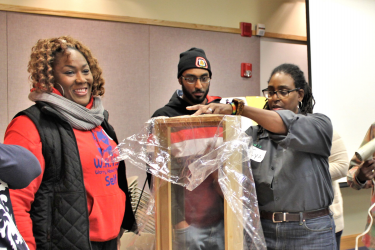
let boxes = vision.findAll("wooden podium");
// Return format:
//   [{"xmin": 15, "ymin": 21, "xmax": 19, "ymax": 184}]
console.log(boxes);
[{"xmin": 152, "ymin": 115, "xmax": 244, "ymax": 250}]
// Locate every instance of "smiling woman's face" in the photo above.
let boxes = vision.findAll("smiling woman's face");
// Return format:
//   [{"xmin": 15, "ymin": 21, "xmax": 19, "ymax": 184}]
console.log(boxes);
[
  {"xmin": 267, "ymin": 72, "xmax": 304, "ymax": 114},
  {"xmin": 53, "ymin": 48, "xmax": 94, "ymax": 106}
]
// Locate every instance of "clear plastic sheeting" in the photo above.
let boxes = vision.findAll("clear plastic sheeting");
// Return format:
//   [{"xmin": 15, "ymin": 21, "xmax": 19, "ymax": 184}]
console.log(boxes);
[{"xmin": 108, "ymin": 115, "xmax": 266, "ymax": 250}]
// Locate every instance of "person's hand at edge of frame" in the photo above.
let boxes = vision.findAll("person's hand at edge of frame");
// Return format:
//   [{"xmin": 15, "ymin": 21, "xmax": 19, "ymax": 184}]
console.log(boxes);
[
  {"xmin": 356, "ymin": 159, "xmax": 375, "ymax": 183},
  {"xmin": 186, "ymin": 103, "xmax": 232, "ymax": 116}
]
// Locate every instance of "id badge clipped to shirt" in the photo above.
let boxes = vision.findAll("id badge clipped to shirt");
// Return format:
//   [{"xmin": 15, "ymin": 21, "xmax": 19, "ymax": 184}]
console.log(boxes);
[{"xmin": 250, "ymin": 145, "xmax": 266, "ymax": 162}]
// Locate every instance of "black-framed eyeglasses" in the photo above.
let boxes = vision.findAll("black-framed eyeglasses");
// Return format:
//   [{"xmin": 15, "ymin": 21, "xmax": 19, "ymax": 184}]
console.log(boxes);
[
  {"xmin": 262, "ymin": 88, "xmax": 300, "ymax": 99},
  {"xmin": 181, "ymin": 75, "xmax": 211, "ymax": 84}
]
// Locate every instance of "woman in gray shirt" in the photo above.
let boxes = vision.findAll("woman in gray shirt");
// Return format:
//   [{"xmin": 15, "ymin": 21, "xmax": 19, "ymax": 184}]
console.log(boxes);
[{"xmin": 187, "ymin": 63, "xmax": 335, "ymax": 250}]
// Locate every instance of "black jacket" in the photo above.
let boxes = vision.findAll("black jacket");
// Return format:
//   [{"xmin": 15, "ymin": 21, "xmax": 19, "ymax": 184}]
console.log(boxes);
[
  {"xmin": 152, "ymin": 90, "xmax": 221, "ymax": 117},
  {"xmin": 15, "ymin": 102, "xmax": 135, "ymax": 250}
]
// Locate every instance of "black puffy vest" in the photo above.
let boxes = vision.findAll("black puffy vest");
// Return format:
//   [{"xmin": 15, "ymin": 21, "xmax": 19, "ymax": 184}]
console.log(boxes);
[{"xmin": 15, "ymin": 101, "xmax": 135, "ymax": 250}]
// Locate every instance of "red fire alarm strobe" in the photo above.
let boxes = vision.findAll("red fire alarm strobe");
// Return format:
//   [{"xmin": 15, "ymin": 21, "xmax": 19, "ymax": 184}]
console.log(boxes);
[
  {"xmin": 241, "ymin": 63, "xmax": 252, "ymax": 78},
  {"xmin": 240, "ymin": 22, "xmax": 252, "ymax": 37}
]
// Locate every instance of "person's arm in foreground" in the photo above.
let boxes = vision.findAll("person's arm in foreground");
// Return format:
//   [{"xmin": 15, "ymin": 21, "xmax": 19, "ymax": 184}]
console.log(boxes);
[
  {"xmin": 329, "ymin": 131, "xmax": 348, "ymax": 181},
  {"xmin": 187, "ymin": 103, "xmax": 287, "ymax": 134},
  {"xmin": 0, "ymin": 143, "xmax": 41, "ymax": 189},
  {"xmin": 188, "ymin": 103, "xmax": 332, "ymax": 156}
]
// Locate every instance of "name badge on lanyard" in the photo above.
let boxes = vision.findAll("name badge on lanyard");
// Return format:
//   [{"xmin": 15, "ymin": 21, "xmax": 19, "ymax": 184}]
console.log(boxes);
[{"xmin": 250, "ymin": 145, "xmax": 266, "ymax": 162}]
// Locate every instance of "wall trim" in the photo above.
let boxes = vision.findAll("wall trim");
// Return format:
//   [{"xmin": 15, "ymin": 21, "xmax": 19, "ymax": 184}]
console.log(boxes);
[
  {"xmin": 0, "ymin": 3, "xmax": 306, "ymax": 42},
  {"xmin": 341, "ymin": 234, "xmax": 365, "ymax": 250}
]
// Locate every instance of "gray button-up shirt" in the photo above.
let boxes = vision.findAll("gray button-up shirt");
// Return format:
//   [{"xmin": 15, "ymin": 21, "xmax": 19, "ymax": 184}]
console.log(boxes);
[{"xmin": 246, "ymin": 110, "xmax": 333, "ymax": 212}]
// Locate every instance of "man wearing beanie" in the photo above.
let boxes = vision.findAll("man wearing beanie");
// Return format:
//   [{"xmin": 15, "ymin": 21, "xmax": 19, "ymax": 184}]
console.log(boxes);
[
  {"xmin": 151, "ymin": 48, "xmax": 224, "ymax": 249},
  {"xmin": 153, "ymin": 47, "xmax": 221, "ymax": 115}
]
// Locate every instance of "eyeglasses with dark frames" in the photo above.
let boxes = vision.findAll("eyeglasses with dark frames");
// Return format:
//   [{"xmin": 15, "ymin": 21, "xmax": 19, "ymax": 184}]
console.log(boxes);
[
  {"xmin": 262, "ymin": 88, "xmax": 300, "ymax": 100},
  {"xmin": 181, "ymin": 75, "xmax": 211, "ymax": 84}
]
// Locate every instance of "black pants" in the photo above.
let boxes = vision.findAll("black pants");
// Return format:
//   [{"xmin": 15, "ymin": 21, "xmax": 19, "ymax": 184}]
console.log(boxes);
[
  {"xmin": 91, "ymin": 238, "xmax": 117, "ymax": 250},
  {"xmin": 335, "ymin": 230, "xmax": 343, "ymax": 250}
]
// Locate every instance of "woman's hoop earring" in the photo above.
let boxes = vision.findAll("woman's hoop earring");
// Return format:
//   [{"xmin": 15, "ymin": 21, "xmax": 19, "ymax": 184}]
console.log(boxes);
[{"xmin": 56, "ymin": 83, "xmax": 65, "ymax": 97}]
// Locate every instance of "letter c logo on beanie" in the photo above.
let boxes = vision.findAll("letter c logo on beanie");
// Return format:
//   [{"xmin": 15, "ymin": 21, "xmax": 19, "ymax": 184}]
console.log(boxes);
[{"xmin": 196, "ymin": 57, "xmax": 208, "ymax": 68}]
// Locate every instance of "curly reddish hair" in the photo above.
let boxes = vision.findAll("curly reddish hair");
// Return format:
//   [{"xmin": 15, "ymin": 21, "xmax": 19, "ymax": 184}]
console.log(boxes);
[{"xmin": 27, "ymin": 36, "xmax": 105, "ymax": 96}]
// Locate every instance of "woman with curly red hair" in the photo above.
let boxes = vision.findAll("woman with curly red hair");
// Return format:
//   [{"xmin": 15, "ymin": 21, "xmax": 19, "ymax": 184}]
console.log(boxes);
[{"xmin": 4, "ymin": 36, "xmax": 135, "ymax": 250}]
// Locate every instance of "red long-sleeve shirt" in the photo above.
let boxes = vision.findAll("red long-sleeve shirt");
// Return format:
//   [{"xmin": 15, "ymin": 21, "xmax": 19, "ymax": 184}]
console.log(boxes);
[{"xmin": 4, "ymin": 90, "xmax": 125, "ymax": 249}]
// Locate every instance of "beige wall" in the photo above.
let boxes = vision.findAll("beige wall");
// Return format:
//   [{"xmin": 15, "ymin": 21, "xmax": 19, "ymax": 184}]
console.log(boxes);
[
  {"xmin": 341, "ymin": 187, "xmax": 371, "ymax": 236},
  {"xmin": 0, "ymin": 0, "xmax": 306, "ymax": 36},
  {"xmin": 260, "ymin": 37, "xmax": 308, "ymax": 93}
]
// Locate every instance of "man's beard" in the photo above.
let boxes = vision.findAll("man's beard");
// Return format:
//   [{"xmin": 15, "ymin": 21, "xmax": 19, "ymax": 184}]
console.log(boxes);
[{"xmin": 182, "ymin": 84, "xmax": 210, "ymax": 105}]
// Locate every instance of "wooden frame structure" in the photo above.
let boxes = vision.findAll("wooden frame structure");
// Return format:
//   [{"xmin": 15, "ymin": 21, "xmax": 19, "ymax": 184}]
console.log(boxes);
[{"xmin": 152, "ymin": 115, "xmax": 244, "ymax": 250}]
